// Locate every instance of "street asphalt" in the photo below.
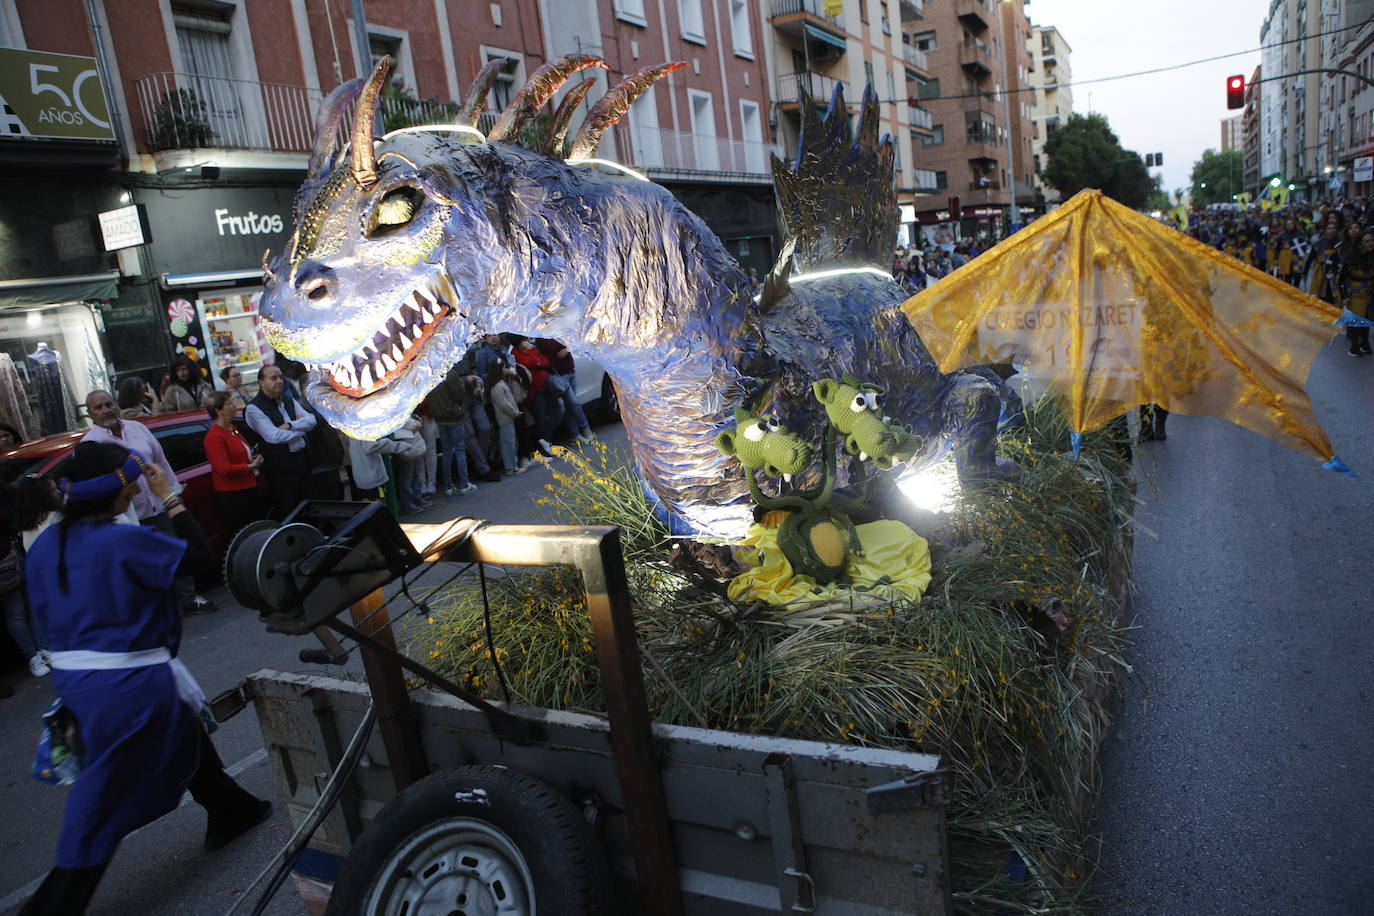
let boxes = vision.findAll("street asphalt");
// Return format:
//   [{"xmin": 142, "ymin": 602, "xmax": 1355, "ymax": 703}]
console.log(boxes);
[
  {"xmin": 1092, "ymin": 335, "xmax": 1374, "ymax": 915},
  {"xmin": 0, "ymin": 336, "xmax": 1370, "ymax": 915}
]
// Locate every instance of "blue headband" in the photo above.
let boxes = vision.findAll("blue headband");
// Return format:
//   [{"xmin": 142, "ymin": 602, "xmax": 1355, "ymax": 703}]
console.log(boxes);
[{"xmin": 61, "ymin": 451, "xmax": 145, "ymax": 502}]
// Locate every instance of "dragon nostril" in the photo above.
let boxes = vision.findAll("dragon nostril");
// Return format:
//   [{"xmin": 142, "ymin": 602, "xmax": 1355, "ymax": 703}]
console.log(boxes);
[{"xmin": 306, "ymin": 280, "xmax": 329, "ymax": 301}]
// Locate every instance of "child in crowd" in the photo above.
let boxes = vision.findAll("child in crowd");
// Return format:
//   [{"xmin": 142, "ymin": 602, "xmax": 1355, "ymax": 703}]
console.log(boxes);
[{"xmin": 488, "ymin": 363, "xmax": 528, "ymax": 475}]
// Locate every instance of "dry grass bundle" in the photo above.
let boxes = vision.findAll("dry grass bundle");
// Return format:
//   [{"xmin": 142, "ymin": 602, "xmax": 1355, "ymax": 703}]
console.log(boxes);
[{"xmin": 417, "ymin": 399, "xmax": 1136, "ymax": 914}]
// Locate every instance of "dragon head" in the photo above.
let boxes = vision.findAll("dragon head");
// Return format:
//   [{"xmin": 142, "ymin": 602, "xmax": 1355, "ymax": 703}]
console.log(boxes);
[
  {"xmin": 812, "ymin": 374, "xmax": 921, "ymax": 469},
  {"xmin": 715, "ymin": 407, "xmax": 813, "ymax": 480},
  {"xmin": 258, "ymin": 55, "xmax": 683, "ymax": 439}
]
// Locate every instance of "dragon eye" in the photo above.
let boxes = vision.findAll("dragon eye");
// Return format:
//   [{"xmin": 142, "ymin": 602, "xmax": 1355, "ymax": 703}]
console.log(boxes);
[
  {"xmin": 850, "ymin": 394, "xmax": 868, "ymax": 413},
  {"xmin": 764, "ymin": 416, "xmax": 782, "ymax": 431},
  {"xmin": 369, "ymin": 187, "xmax": 420, "ymax": 235},
  {"xmin": 864, "ymin": 391, "xmax": 879, "ymax": 410},
  {"xmin": 742, "ymin": 421, "xmax": 767, "ymax": 442}
]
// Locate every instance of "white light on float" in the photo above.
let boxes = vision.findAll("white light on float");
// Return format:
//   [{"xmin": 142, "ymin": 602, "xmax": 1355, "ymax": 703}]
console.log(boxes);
[
  {"xmin": 896, "ymin": 456, "xmax": 962, "ymax": 514},
  {"xmin": 380, "ymin": 124, "xmax": 488, "ymax": 143},
  {"xmin": 566, "ymin": 157, "xmax": 652, "ymax": 183}
]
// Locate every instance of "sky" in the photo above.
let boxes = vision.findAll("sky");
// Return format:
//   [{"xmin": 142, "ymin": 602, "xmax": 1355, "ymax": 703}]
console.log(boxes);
[{"xmin": 1022, "ymin": 0, "xmax": 1266, "ymax": 193}]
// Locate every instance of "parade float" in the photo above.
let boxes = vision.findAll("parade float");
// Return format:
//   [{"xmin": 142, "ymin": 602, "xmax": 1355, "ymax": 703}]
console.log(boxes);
[{"xmin": 229, "ymin": 54, "xmax": 1352, "ymax": 915}]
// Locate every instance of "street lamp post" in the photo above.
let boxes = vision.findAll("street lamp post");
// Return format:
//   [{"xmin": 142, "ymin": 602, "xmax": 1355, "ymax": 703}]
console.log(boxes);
[{"xmin": 997, "ymin": 0, "xmax": 1021, "ymax": 229}]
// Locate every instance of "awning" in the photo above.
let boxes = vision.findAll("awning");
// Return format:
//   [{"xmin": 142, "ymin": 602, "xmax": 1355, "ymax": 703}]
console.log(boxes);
[
  {"xmin": 804, "ymin": 23, "xmax": 847, "ymax": 50},
  {"xmin": 162, "ymin": 268, "xmax": 263, "ymax": 288},
  {"xmin": 0, "ymin": 271, "xmax": 119, "ymax": 308}
]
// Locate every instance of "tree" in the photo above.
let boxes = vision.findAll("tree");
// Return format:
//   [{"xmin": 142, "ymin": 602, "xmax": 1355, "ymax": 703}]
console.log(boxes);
[
  {"xmin": 1042, "ymin": 112, "xmax": 1153, "ymax": 210},
  {"xmin": 1189, "ymin": 148, "xmax": 1244, "ymax": 206}
]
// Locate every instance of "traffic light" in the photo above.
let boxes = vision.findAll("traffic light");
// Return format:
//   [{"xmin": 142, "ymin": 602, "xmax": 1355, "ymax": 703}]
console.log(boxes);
[
  {"xmin": 1226, "ymin": 75, "xmax": 1245, "ymax": 110},
  {"xmin": 1155, "ymin": 151, "xmax": 1163, "ymax": 166},
  {"xmin": 1145, "ymin": 153, "xmax": 1154, "ymax": 167}
]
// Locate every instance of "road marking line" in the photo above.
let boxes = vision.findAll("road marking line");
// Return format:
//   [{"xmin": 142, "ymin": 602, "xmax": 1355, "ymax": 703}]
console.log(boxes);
[{"xmin": 0, "ymin": 747, "xmax": 270, "ymax": 910}]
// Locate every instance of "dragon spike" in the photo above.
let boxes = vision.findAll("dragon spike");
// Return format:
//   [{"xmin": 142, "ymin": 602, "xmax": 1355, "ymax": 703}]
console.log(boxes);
[
  {"xmin": 856, "ymin": 84, "xmax": 881, "ymax": 153},
  {"xmin": 307, "ymin": 77, "xmax": 364, "ymax": 179},
  {"xmin": 569, "ymin": 61, "xmax": 687, "ymax": 161},
  {"xmin": 488, "ymin": 54, "xmax": 609, "ymax": 142},
  {"xmin": 542, "ymin": 79, "xmax": 597, "ymax": 158},
  {"xmin": 458, "ymin": 58, "xmax": 512, "ymax": 127},
  {"xmin": 350, "ymin": 55, "xmax": 392, "ymax": 189}
]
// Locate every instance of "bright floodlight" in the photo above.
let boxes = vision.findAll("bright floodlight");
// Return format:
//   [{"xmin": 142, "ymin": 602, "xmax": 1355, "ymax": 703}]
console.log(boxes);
[{"xmin": 896, "ymin": 457, "xmax": 961, "ymax": 514}]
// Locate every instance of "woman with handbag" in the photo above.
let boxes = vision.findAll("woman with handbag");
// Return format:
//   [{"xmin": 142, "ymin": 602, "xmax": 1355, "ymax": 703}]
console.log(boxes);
[{"xmin": 19, "ymin": 442, "xmax": 271, "ymax": 915}]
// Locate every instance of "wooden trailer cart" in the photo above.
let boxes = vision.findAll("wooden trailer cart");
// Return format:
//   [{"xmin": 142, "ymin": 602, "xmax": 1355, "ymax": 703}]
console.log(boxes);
[{"xmin": 221, "ymin": 501, "xmax": 954, "ymax": 915}]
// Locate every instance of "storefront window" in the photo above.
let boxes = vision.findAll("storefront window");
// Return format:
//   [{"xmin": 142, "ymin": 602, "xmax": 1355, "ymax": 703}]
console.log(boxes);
[{"xmin": 0, "ymin": 303, "xmax": 111, "ymax": 442}]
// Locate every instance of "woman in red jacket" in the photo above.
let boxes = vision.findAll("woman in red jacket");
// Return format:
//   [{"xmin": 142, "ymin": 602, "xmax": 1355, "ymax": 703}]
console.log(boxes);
[
  {"xmin": 202, "ymin": 391, "xmax": 266, "ymax": 536},
  {"xmin": 511, "ymin": 336, "xmax": 556, "ymax": 455}
]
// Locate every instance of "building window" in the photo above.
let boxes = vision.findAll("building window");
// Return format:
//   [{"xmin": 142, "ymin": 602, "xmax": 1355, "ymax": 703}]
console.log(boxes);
[
  {"xmin": 923, "ymin": 125, "xmax": 943, "ymax": 145},
  {"xmin": 173, "ymin": 6, "xmax": 243, "ymax": 144},
  {"xmin": 629, "ymin": 86, "xmax": 662, "ymax": 166},
  {"xmin": 919, "ymin": 77, "xmax": 940, "ymax": 100},
  {"xmin": 965, "ymin": 111, "xmax": 996, "ymax": 144},
  {"xmin": 730, "ymin": 0, "xmax": 753, "ymax": 59},
  {"xmin": 688, "ymin": 89, "xmax": 718, "ymax": 169},
  {"xmin": 615, "ymin": 0, "xmax": 647, "ymax": 27},
  {"xmin": 679, "ymin": 0, "xmax": 706, "ymax": 45},
  {"xmin": 740, "ymin": 99, "xmax": 765, "ymax": 172},
  {"xmin": 914, "ymin": 30, "xmax": 937, "ymax": 52},
  {"xmin": 935, "ymin": 170, "xmax": 948, "ymax": 190}
]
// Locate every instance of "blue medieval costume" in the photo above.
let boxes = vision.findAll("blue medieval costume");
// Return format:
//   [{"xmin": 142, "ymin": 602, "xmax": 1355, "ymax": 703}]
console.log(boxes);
[
  {"xmin": 19, "ymin": 445, "xmax": 270, "ymax": 916},
  {"xmin": 27, "ymin": 521, "xmax": 199, "ymax": 869}
]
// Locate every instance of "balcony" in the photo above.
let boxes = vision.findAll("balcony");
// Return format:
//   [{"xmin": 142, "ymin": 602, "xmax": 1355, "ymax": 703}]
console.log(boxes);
[
  {"xmin": 960, "ymin": 41, "xmax": 993, "ymax": 78},
  {"xmin": 776, "ymin": 72, "xmax": 850, "ymax": 108},
  {"xmin": 900, "ymin": 0, "xmax": 924, "ymax": 22},
  {"xmin": 905, "ymin": 104, "xmax": 933, "ymax": 131},
  {"xmin": 956, "ymin": 0, "xmax": 991, "ymax": 33},
  {"xmin": 615, "ymin": 124, "xmax": 778, "ymax": 179},
  {"xmin": 969, "ymin": 180, "xmax": 1001, "ymax": 191},
  {"xmin": 134, "ymin": 72, "xmax": 489, "ymax": 158},
  {"xmin": 901, "ymin": 43, "xmax": 930, "ymax": 77},
  {"xmin": 911, "ymin": 168, "xmax": 938, "ymax": 193},
  {"xmin": 769, "ymin": 0, "xmax": 846, "ymax": 45}
]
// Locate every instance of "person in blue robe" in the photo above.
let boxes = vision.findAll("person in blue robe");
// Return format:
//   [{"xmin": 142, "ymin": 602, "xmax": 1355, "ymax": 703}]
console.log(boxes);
[{"xmin": 20, "ymin": 441, "xmax": 272, "ymax": 916}]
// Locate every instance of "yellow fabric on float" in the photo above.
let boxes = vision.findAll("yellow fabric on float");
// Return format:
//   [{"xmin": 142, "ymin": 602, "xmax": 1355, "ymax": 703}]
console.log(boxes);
[
  {"xmin": 728, "ymin": 519, "xmax": 932, "ymax": 608},
  {"xmin": 900, "ymin": 189, "xmax": 1342, "ymax": 463}
]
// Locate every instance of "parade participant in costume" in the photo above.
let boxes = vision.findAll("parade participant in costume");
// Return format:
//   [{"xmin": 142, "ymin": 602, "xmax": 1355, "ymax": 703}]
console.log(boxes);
[
  {"xmin": 1305, "ymin": 221, "xmax": 1343, "ymax": 304},
  {"xmin": 18, "ymin": 442, "xmax": 271, "ymax": 916},
  {"xmin": 82, "ymin": 390, "xmax": 217, "ymax": 615},
  {"xmin": 246, "ymin": 363, "xmax": 316, "ymax": 518},
  {"xmin": 203, "ymin": 391, "xmax": 267, "ymax": 535},
  {"xmin": 157, "ymin": 355, "xmax": 212, "ymax": 413},
  {"xmin": 1338, "ymin": 229, "xmax": 1374, "ymax": 357}
]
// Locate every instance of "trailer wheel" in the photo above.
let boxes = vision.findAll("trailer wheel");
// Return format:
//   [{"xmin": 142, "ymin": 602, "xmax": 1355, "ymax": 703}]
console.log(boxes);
[{"xmin": 325, "ymin": 765, "xmax": 613, "ymax": 916}]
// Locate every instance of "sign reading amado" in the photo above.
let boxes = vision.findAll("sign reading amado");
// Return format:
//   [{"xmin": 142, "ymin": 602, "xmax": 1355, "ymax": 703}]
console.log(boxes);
[{"xmin": 0, "ymin": 48, "xmax": 114, "ymax": 142}]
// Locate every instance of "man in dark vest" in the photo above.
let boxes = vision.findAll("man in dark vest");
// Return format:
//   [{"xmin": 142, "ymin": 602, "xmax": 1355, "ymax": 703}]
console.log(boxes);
[{"xmin": 245, "ymin": 363, "xmax": 316, "ymax": 519}]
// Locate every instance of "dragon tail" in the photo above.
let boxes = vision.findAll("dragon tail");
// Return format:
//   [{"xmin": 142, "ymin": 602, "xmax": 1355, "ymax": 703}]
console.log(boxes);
[{"xmin": 770, "ymin": 82, "xmax": 897, "ymax": 273}]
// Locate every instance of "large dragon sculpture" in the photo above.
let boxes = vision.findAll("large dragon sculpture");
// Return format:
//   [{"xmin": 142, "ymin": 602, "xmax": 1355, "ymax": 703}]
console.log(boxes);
[{"xmin": 259, "ymin": 55, "xmax": 1014, "ymax": 537}]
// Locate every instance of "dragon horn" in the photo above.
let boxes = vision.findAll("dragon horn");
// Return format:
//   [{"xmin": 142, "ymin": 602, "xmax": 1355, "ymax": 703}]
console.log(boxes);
[
  {"xmin": 458, "ymin": 58, "xmax": 511, "ymax": 127},
  {"xmin": 569, "ymin": 61, "xmax": 686, "ymax": 161},
  {"xmin": 487, "ymin": 54, "xmax": 609, "ymax": 143},
  {"xmin": 307, "ymin": 77, "xmax": 364, "ymax": 178},
  {"xmin": 542, "ymin": 79, "xmax": 597, "ymax": 158},
  {"xmin": 350, "ymin": 55, "xmax": 391, "ymax": 189}
]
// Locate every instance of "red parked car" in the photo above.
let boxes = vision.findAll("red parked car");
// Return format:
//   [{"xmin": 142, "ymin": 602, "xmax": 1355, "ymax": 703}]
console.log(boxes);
[{"xmin": 0, "ymin": 409, "xmax": 255, "ymax": 554}]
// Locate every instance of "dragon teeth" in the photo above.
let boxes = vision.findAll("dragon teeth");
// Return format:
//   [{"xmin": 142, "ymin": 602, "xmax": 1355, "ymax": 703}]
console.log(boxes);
[
  {"xmin": 398, "ymin": 332, "xmax": 412, "ymax": 350},
  {"xmin": 381, "ymin": 353, "xmax": 396, "ymax": 373},
  {"xmin": 359, "ymin": 364, "xmax": 374, "ymax": 388},
  {"xmin": 390, "ymin": 344, "xmax": 404, "ymax": 361}
]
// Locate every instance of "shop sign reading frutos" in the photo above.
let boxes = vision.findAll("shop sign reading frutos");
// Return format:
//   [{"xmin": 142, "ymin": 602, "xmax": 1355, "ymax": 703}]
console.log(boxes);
[{"xmin": 0, "ymin": 48, "xmax": 115, "ymax": 142}]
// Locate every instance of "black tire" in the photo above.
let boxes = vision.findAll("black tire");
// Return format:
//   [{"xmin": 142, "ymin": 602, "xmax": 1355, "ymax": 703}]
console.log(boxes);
[
  {"xmin": 325, "ymin": 766, "xmax": 613, "ymax": 916},
  {"xmin": 597, "ymin": 375, "xmax": 620, "ymax": 424}
]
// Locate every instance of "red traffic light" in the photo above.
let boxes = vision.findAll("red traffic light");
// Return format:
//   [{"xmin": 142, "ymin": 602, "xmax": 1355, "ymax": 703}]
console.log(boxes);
[{"xmin": 1226, "ymin": 75, "xmax": 1245, "ymax": 109}]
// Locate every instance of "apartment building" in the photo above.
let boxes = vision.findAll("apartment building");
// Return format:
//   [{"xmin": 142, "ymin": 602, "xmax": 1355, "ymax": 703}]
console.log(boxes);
[
  {"xmin": 1258, "ymin": 0, "xmax": 1326, "ymax": 201},
  {"xmin": 901, "ymin": 0, "xmax": 1035, "ymax": 240},
  {"xmin": 1243, "ymin": 65, "xmax": 1263, "ymax": 193},
  {"xmin": 1221, "ymin": 115, "xmax": 1242, "ymax": 153},
  {"xmin": 0, "ymin": 0, "xmax": 551, "ymax": 388},
  {"xmin": 757, "ymin": 0, "xmax": 939, "ymax": 245},
  {"xmin": 1317, "ymin": 0, "xmax": 1374, "ymax": 199},
  {"xmin": 539, "ymin": 0, "xmax": 778, "ymax": 276},
  {"xmin": 1026, "ymin": 23, "xmax": 1071, "ymax": 207}
]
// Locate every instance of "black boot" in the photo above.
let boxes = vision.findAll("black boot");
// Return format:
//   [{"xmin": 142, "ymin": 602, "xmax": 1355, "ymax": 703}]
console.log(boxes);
[
  {"xmin": 19, "ymin": 863, "xmax": 110, "ymax": 916},
  {"xmin": 187, "ymin": 726, "xmax": 274, "ymax": 851}
]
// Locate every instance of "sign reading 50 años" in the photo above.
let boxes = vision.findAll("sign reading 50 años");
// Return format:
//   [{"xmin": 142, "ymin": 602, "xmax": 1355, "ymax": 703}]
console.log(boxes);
[{"xmin": 0, "ymin": 48, "xmax": 114, "ymax": 142}]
